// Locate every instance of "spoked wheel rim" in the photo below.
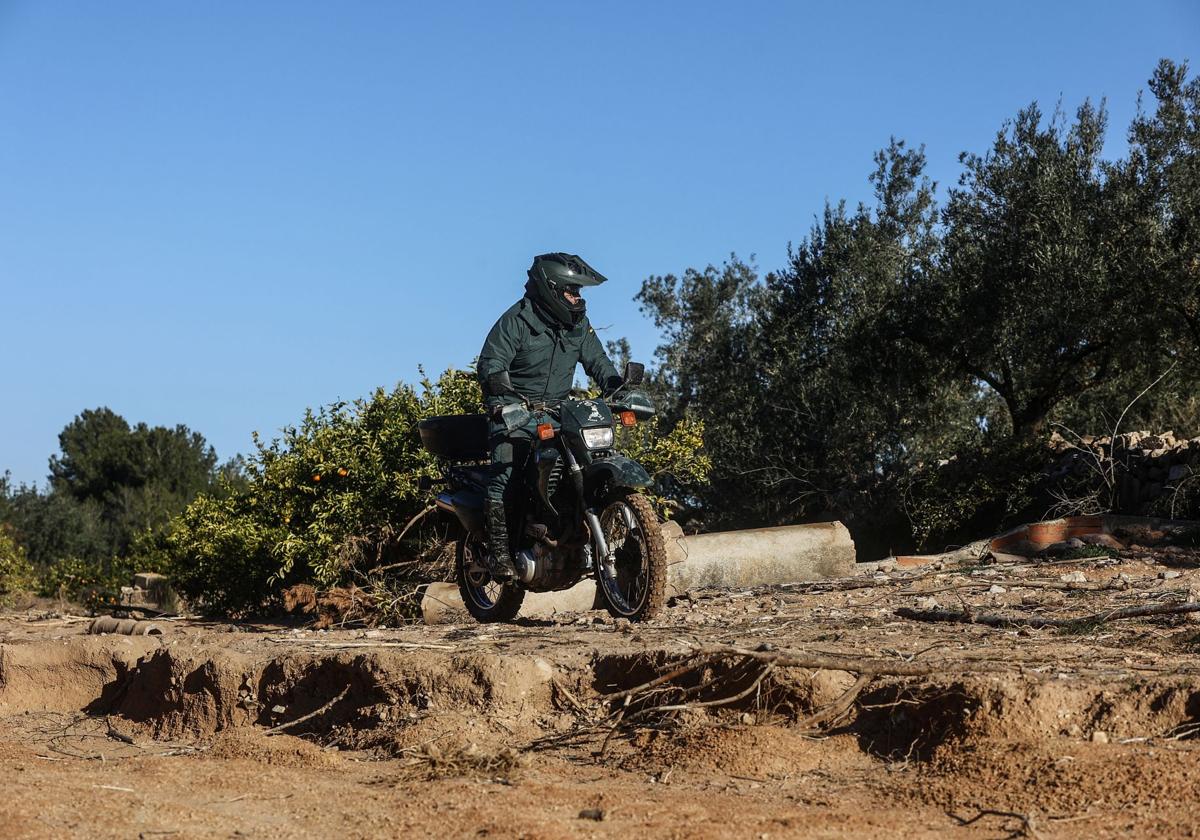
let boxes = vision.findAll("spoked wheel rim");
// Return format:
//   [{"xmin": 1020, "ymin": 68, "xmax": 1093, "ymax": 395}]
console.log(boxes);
[
  {"xmin": 598, "ymin": 499, "xmax": 650, "ymax": 617},
  {"xmin": 462, "ymin": 541, "xmax": 507, "ymax": 612}
]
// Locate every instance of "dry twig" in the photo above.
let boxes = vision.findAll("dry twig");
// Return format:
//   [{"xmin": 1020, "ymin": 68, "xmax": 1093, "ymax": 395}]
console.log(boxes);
[{"xmin": 264, "ymin": 685, "xmax": 351, "ymax": 735}]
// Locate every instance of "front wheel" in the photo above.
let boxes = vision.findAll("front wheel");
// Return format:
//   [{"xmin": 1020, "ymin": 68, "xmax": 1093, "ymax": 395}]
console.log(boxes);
[
  {"xmin": 595, "ymin": 492, "xmax": 667, "ymax": 621},
  {"xmin": 456, "ymin": 538, "xmax": 525, "ymax": 623}
]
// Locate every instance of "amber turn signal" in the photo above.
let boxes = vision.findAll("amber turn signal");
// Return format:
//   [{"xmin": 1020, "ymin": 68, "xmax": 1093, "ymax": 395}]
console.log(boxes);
[
  {"xmin": 619, "ymin": 411, "xmax": 637, "ymax": 427},
  {"xmin": 537, "ymin": 423, "xmax": 556, "ymax": 440}
]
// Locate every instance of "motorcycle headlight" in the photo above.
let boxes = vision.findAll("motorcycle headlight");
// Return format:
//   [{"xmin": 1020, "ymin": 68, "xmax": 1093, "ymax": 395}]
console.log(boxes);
[{"xmin": 581, "ymin": 426, "xmax": 614, "ymax": 450}]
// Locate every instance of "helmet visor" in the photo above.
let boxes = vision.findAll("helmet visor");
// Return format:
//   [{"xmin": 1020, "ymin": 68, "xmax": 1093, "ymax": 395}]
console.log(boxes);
[{"xmin": 560, "ymin": 284, "xmax": 585, "ymax": 311}]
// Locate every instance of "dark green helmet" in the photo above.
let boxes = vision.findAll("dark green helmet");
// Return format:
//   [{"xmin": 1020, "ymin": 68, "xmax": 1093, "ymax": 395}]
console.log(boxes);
[{"xmin": 524, "ymin": 252, "xmax": 608, "ymax": 327}]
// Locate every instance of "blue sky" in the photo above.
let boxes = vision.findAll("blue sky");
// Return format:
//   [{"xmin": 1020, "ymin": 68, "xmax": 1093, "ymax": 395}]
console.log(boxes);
[{"xmin": 1, "ymin": 1, "xmax": 1196, "ymax": 485}]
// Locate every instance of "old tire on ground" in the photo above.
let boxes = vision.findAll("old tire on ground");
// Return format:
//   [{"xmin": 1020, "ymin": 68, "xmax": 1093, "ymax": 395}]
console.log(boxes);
[
  {"xmin": 596, "ymin": 491, "xmax": 666, "ymax": 621},
  {"xmin": 456, "ymin": 538, "xmax": 525, "ymax": 623}
]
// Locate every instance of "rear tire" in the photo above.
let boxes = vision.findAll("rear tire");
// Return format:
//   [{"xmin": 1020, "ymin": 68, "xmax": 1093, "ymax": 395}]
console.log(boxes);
[
  {"xmin": 595, "ymin": 491, "xmax": 666, "ymax": 621},
  {"xmin": 456, "ymin": 538, "xmax": 525, "ymax": 623}
]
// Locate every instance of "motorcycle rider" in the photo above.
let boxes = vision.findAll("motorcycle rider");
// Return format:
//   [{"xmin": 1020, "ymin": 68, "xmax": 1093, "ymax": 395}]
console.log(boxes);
[{"xmin": 477, "ymin": 253, "xmax": 622, "ymax": 580}]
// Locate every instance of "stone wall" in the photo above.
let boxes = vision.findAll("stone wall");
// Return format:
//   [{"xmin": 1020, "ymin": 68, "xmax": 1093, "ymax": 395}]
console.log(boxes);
[{"xmin": 1047, "ymin": 430, "xmax": 1200, "ymax": 513}]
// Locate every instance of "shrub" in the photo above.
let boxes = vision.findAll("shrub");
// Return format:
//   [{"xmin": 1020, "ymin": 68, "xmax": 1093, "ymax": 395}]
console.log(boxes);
[
  {"xmin": 900, "ymin": 438, "xmax": 1044, "ymax": 553},
  {"xmin": 165, "ymin": 492, "xmax": 288, "ymax": 615},
  {"xmin": 165, "ymin": 369, "xmax": 480, "ymax": 614},
  {"xmin": 35, "ymin": 556, "xmax": 132, "ymax": 611},
  {"xmin": 616, "ymin": 414, "xmax": 711, "ymax": 518},
  {"xmin": 0, "ymin": 525, "xmax": 35, "ymax": 604}
]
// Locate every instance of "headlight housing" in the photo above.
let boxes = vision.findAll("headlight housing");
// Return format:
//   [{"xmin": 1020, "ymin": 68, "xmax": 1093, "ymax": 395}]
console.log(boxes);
[{"xmin": 581, "ymin": 426, "xmax": 614, "ymax": 450}]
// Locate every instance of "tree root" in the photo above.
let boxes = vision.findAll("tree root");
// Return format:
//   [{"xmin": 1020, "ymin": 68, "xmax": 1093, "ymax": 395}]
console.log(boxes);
[{"xmin": 591, "ymin": 643, "xmax": 1015, "ymax": 754}]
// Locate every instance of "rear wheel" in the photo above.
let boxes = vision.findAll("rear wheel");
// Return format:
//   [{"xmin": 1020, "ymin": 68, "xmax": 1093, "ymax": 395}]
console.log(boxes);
[
  {"xmin": 456, "ymin": 538, "xmax": 525, "ymax": 623},
  {"xmin": 595, "ymin": 492, "xmax": 666, "ymax": 621}
]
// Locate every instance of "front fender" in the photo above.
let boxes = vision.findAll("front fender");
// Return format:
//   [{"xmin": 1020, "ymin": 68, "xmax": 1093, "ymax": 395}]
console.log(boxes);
[{"xmin": 583, "ymin": 455, "xmax": 652, "ymax": 501}]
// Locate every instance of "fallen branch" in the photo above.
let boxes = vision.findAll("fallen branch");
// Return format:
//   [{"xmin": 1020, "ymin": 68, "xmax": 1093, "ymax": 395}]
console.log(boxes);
[
  {"xmin": 264, "ymin": 685, "xmax": 351, "ymax": 736},
  {"xmin": 794, "ymin": 673, "xmax": 871, "ymax": 731},
  {"xmin": 263, "ymin": 638, "xmax": 457, "ymax": 651},
  {"xmin": 950, "ymin": 807, "xmax": 1043, "ymax": 840},
  {"xmin": 365, "ymin": 505, "xmax": 438, "ymax": 574},
  {"xmin": 895, "ymin": 601, "xmax": 1200, "ymax": 630}
]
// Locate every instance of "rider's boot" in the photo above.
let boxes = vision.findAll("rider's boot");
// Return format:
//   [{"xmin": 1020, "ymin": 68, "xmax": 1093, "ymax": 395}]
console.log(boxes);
[{"xmin": 484, "ymin": 500, "xmax": 518, "ymax": 581}]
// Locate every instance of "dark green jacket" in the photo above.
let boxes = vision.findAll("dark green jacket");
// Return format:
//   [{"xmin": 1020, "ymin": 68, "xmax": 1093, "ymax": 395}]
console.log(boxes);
[{"xmin": 477, "ymin": 297, "xmax": 619, "ymax": 407}]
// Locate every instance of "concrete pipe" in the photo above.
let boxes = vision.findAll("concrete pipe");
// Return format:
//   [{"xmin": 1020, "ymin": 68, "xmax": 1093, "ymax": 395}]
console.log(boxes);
[
  {"xmin": 662, "ymin": 520, "xmax": 855, "ymax": 592},
  {"xmin": 88, "ymin": 616, "xmax": 163, "ymax": 636}
]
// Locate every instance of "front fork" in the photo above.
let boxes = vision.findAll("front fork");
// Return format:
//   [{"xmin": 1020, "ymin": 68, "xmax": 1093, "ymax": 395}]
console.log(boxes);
[{"xmin": 561, "ymin": 443, "xmax": 618, "ymax": 579}]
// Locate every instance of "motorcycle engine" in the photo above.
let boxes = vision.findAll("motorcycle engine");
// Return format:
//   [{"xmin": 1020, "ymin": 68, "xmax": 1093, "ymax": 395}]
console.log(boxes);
[{"xmin": 514, "ymin": 543, "xmax": 550, "ymax": 586}]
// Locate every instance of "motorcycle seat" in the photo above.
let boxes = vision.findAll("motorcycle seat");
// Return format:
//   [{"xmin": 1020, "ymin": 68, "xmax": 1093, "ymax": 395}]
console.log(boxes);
[{"xmin": 451, "ymin": 464, "xmax": 491, "ymax": 486}]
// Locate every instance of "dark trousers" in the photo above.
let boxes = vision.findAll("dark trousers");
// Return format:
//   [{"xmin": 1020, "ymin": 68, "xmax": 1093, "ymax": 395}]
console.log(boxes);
[{"xmin": 485, "ymin": 418, "xmax": 536, "ymax": 555}]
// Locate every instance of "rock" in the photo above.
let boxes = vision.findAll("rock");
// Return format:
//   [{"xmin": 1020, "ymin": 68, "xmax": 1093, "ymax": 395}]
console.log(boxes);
[
  {"xmin": 1079, "ymin": 533, "xmax": 1125, "ymax": 550},
  {"xmin": 1091, "ymin": 730, "xmax": 1109, "ymax": 744},
  {"xmin": 987, "ymin": 585, "xmax": 1007, "ymax": 594},
  {"xmin": 1023, "ymin": 592, "xmax": 1063, "ymax": 606},
  {"xmin": 877, "ymin": 558, "xmax": 898, "ymax": 572},
  {"xmin": 808, "ymin": 670, "xmax": 858, "ymax": 706},
  {"xmin": 1060, "ymin": 571, "xmax": 1088, "ymax": 584},
  {"xmin": 914, "ymin": 596, "xmax": 941, "ymax": 610},
  {"xmin": 1044, "ymin": 538, "xmax": 1085, "ymax": 557},
  {"xmin": 1159, "ymin": 569, "xmax": 1184, "ymax": 580},
  {"xmin": 578, "ymin": 808, "xmax": 605, "ymax": 821},
  {"xmin": 132, "ymin": 572, "xmax": 168, "ymax": 590}
]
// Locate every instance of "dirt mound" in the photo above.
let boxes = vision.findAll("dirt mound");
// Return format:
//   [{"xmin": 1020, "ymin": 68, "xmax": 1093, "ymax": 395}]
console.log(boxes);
[
  {"xmin": 850, "ymin": 674, "xmax": 1200, "ymax": 760},
  {"xmin": 206, "ymin": 728, "xmax": 344, "ymax": 768},
  {"xmin": 622, "ymin": 723, "xmax": 866, "ymax": 780},
  {"xmin": 919, "ymin": 739, "xmax": 1200, "ymax": 817}
]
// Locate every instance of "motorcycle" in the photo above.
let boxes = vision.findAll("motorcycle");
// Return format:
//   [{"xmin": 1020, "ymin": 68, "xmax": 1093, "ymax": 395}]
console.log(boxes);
[{"xmin": 418, "ymin": 362, "xmax": 666, "ymax": 623}]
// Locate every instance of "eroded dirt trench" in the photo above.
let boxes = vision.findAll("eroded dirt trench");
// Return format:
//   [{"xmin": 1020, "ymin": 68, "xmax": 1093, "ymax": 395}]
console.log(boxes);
[{"xmin": 4, "ymin": 549, "xmax": 1200, "ymax": 839}]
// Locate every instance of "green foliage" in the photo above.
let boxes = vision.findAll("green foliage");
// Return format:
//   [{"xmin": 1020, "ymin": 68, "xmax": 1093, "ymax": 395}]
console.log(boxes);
[
  {"xmin": 638, "ymin": 59, "xmax": 1200, "ymax": 555},
  {"xmin": 166, "ymin": 369, "xmax": 482, "ymax": 614},
  {"xmin": 47, "ymin": 407, "xmax": 221, "ymax": 558},
  {"xmin": 162, "ymin": 492, "xmax": 288, "ymax": 615},
  {"xmin": 899, "ymin": 440, "xmax": 1043, "ymax": 553},
  {"xmin": 37, "ymin": 556, "xmax": 118, "ymax": 602},
  {"xmin": 919, "ymin": 100, "xmax": 1164, "ymax": 439},
  {"xmin": 2, "ymin": 486, "xmax": 111, "ymax": 569},
  {"xmin": 1, "ymin": 408, "xmax": 229, "ymax": 580},
  {"xmin": 0, "ymin": 526, "xmax": 35, "ymax": 604},
  {"xmin": 616, "ymin": 414, "xmax": 712, "ymax": 517},
  {"xmin": 1061, "ymin": 545, "xmax": 1118, "ymax": 560}
]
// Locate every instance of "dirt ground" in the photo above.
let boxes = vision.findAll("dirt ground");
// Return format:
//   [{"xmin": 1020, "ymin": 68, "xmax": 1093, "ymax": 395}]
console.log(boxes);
[{"xmin": 3, "ymin": 544, "xmax": 1200, "ymax": 839}]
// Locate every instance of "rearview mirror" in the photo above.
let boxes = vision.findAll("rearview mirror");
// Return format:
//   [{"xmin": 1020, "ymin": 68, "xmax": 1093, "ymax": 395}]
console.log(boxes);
[{"xmin": 622, "ymin": 362, "xmax": 645, "ymax": 387}]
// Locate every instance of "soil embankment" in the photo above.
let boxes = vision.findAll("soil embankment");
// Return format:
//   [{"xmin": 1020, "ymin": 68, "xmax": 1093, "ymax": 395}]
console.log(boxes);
[{"xmin": 2, "ymin": 543, "xmax": 1199, "ymax": 838}]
